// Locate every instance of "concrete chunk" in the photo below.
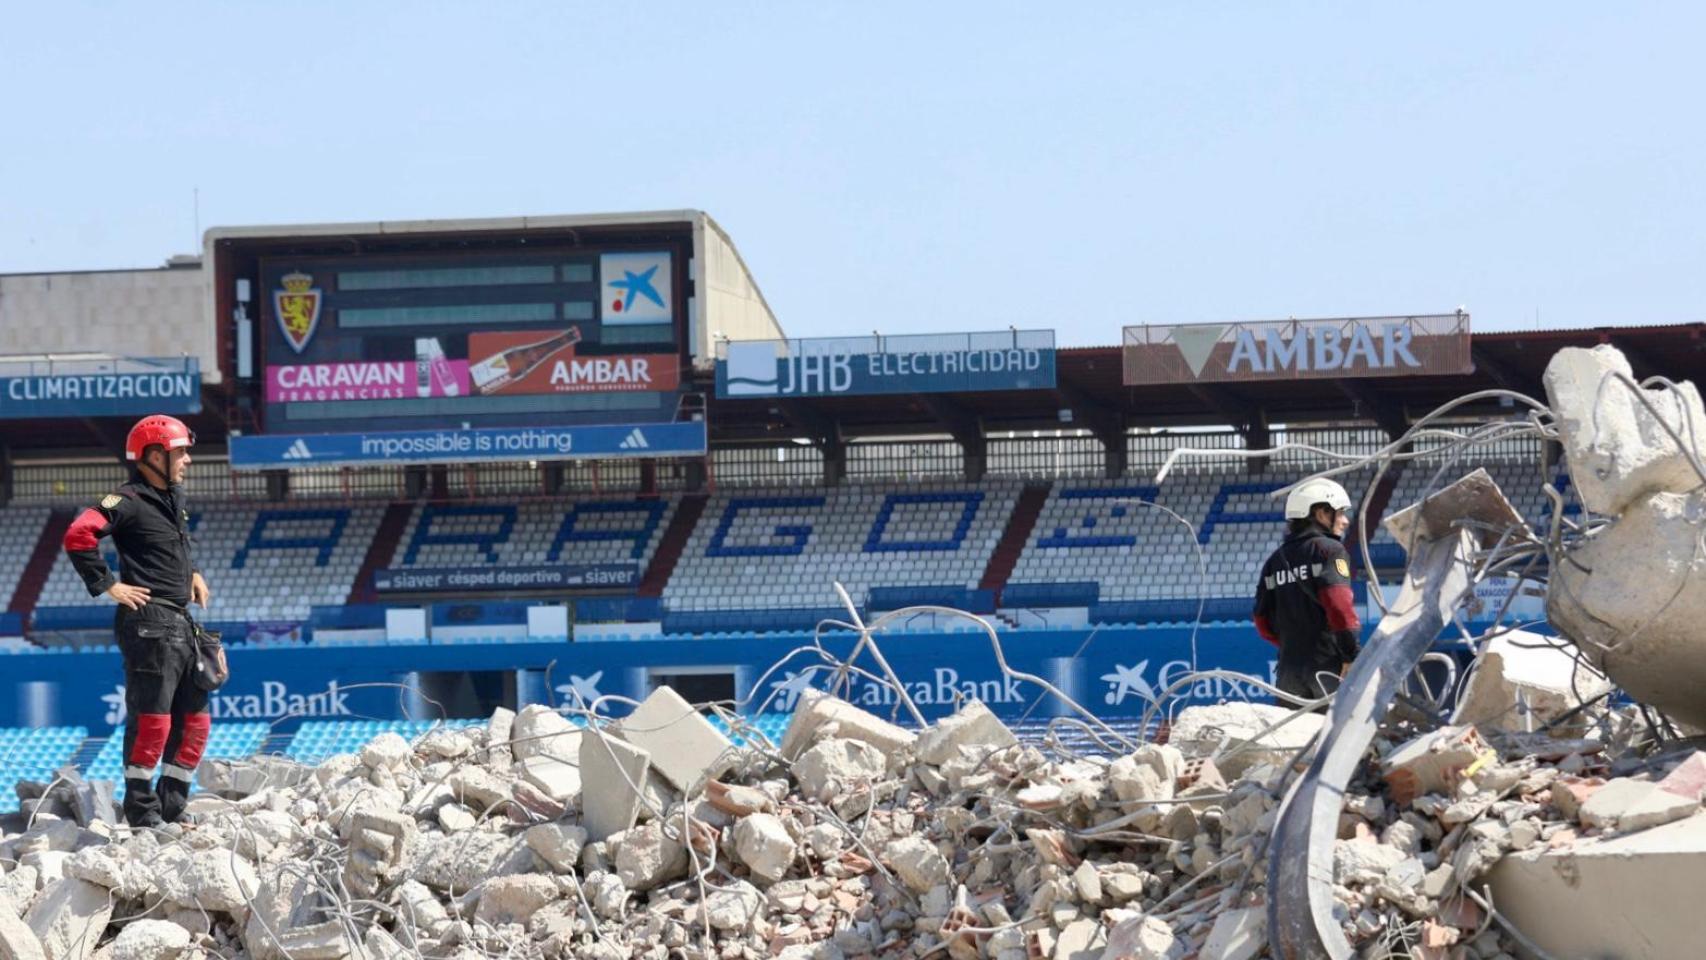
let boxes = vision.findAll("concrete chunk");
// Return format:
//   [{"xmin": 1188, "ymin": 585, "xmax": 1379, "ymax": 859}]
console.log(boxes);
[
  {"xmin": 914, "ymin": 700, "xmax": 1019, "ymax": 766},
  {"xmin": 1580, "ymin": 778, "xmax": 1701, "ymax": 832},
  {"xmin": 779, "ymin": 690, "xmax": 916, "ymax": 762},
  {"xmin": 613, "ymin": 821, "xmax": 688, "ymax": 893},
  {"xmin": 1453, "ymin": 630, "xmax": 1614, "ymax": 732},
  {"xmin": 1659, "ymin": 751, "xmax": 1706, "ymax": 801},
  {"xmin": 1490, "ymin": 811, "xmax": 1706, "ymax": 959},
  {"xmin": 512, "ymin": 705, "xmax": 583, "ymax": 766},
  {"xmin": 1098, "ymin": 914, "xmax": 1180, "ymax": 960},
  {"xmin": 473, "ymin": 874, "xmax": 558, "ymax": 926},
  {"xmin": 524, "ymin": 822, "xmax": 588, "ymax": 874},
  {"xmin": 0, "ymin": 892, "xmax": 46, "ymax": 960},
  {"xmin": 617, "ymin": 686, "xmax": 735, "ymax": 793},
  {"xmin": 733, "ymin": 813, "xmax": 797, "ymax": 884},
  {"xmin": 486, "ymin": 706, "xmax": 516, "ymax": 767},
  {"xmin": 1170, "ymin": 703, "xmax": 1325, "ymax": 779},
  {"xmin": 1543, "ymin": 344, "xmax": 1706, "ymax": 516},
  {"xmin": 110, "ymin": 920, "xmax": 190, "ymax": 960},
  {"xmin": 25, "ymin": 879, "xmax": 113, "ymax": 960},
  {"xmin": 1196, "ymin": 907, "xmax": 1265, "ymax": 960},
  {"xmin": 1380, "ymin": 725, "xmax": 1490, "ymax": 806},
  {"xmin": 579, "ymin": 731, "xmax": 652, "ymax": 842},
  {"xmin": 884, "ymin": 837, "xmax": 948, "ymax": 894},
  {"xmin": 792, "ymin": 738, "xmax": 888, "ymax": 802},
  {"xmin": 516, "ymin": 756, "xmax": 582, "ymax": 804},
  {"xmin": 1548, "ymin": 489, "xmax": 1706, "ymax": 730}
]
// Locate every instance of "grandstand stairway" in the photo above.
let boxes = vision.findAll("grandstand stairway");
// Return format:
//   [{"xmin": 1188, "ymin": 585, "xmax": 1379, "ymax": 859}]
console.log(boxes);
[
  {"xmin": 9, "ymin": 509, "xmax": 73, "ymax": 615},
  {"xmin": 68, "ymin": 736, "xmax": 109, "ymax": 774},
  {"xmin": 347, "ymin": 502, "xmax": 414, "ymax": 605},
  {"xmin": 979, "ymin": 484, "xmax": 1051, "ymax": 600},
  {"xmin": 638, "ymin": 494, "xmax": 706, "ymax": 597}
]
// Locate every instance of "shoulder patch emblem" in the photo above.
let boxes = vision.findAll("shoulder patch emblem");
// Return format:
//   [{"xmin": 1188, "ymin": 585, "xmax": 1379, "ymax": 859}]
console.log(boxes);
[
  {"xmin": 1335, "ymin": 557, "xmax": 1351, "ymax": 578},
  {"xmin": 100, "ymin": 494, "xmax": 123, "ymax": 510}
]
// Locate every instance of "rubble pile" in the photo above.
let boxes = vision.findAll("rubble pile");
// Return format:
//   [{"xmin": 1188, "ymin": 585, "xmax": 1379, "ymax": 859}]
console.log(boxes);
[{"xmin": 4, "ymin": 670, "xmax": 1698, "ymax": 960}]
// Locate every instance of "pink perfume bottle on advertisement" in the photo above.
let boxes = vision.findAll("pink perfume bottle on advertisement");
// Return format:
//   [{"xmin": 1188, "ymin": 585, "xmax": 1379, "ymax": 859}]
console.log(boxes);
[{"xmin": 414, "ymin": 338, "xmax": 460, "ymax": 397}]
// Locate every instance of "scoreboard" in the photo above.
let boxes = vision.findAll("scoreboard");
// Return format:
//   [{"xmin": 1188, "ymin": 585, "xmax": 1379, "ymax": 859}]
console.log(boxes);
[{"xmin": 255, "ymin": 247, "xmax": 686, "ymax": 434}]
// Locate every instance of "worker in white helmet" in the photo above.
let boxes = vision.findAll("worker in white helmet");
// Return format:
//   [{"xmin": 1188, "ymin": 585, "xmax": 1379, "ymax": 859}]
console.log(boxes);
[{"xmin": 1252, "ymin": 477, "xmax": 1362, "ymax": 709}]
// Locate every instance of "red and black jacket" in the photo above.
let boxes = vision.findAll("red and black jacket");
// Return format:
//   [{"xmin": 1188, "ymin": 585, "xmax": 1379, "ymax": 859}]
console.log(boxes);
[
  {"xmin": 1252, "ymin": 525, "xmax": 1361, "ymax": 671},
  {"xmin": 63, "ymin": 475, "xmax": 197, "ymax": 608}
]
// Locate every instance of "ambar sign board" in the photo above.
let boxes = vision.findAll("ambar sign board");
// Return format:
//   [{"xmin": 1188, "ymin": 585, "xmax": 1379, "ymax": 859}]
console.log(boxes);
[{"xmin": 1122, "ymin": 313, "xmax": 1472, "ymax": 385}]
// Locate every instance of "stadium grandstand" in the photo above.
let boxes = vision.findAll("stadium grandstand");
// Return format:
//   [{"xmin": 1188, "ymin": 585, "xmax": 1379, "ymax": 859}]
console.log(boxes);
[{"xmin": 0, "ymin": 209, "xmax": 1701, "ymax": 789}]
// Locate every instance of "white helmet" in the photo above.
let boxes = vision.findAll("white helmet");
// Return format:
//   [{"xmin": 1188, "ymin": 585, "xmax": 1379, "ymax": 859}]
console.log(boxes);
[{"xmin": 1285, "ymin": 477, "xmax": 1351, "ymax": 520}]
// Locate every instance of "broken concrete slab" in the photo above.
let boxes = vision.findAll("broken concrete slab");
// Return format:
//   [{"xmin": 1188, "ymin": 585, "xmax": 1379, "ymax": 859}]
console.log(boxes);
[
  {"xmin": 25, "ymin": 879, "xmax": 113, "ymax": 960},
  {"xmin": 1452, "ymin": 630, "xmax": 1613, "ymax": 733},
  {"xmin": 109, "ymin": 920, "xmax": 189, "ymax": 960},
  {"xmin": 524, "ymin": 822, "xmax": 588, "ymax": 874},
  {"xmin": 1547, "ymin": 488, "xmax": 1706, "ymax": 730},
  {"xmin": 701, "ymin": 880, "xmax": 764, "ymax": 932},
  {"xmin": 196, "ymin": 755, "xmax": 313, "ymax": 798},
  {"xmin": 579, "ymin": 731, "xmax": 652, "ymax": 842},
  {"xmin": 1659, "ymin": 751, "xmax": 1706, "ymax": 801},
  {"xmin": 914, "ymin": 700, "xmax": 1019, "ymax": 766},
  {"xmin": 512, "ymin": 705, "xmax": 583, "ymax": 766},
  {"xmin": 617, "ymin": 685, "xmax": 734, "ymax": 793},
  {"xmin": 0, "ymin": 892, "xmax": 46, "ymax": 960},
  {"xmin": 1196, "ymin": 906, "xmax": 1265, "ymax": 960},
  {"xmin": 1169, "ymin": 703, "xmax": 1325, "ymax": 779},
  {"xmin": 516, "ymin": 756, "xmax": 581, "ymax": 804},
  {"xmin": 612, "ymin": 822, "xmax": 688, "ymax": 893},
  {"xmin": 1381, "ymin": 725, "xmax": 1492, "ymax": 806},
  {"xmin": 1099, "ymin": 913, "xmax": 1180, "ymax": 959},
  {"xmin": 792, "ymin": 738, "xmax": 888, "ymax": 801},
  {"xmin": 1579, "ymin": 778, "xmax": 1701, "ymax": 832},
  {"xmin": 733, "ymin": 812, "xmax": 797, "ymax": 884},
  {"xmin": 473, "ymin": 874, "xmax": 558, "ymax": 927},
  {"xmin": 1543, "ymin": 344, "xmax": 1706, "ymax": 517},
  {"xmin": 884, "ymin": 837, "xmax": 948, "ymax": 894},
  {"xmin": 1489, "ymin": 810, "xmax": 1706, "ymax": 959},
  {"xmin": 486, "ymin": 706, "xmax": 516, "ymax": 767},
  {"xmin": 779, "ymin": 690, "xmax": 917, "ymax": 762}
]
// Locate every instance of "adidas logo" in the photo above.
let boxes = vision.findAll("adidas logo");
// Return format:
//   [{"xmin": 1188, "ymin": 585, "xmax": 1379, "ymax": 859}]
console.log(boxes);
[
  {"xmin": 618, "ymin": 428, "xmax": 649, "ymax": 450},
  {"xmin": 282, "ymin": 439, "xmax": 314, "ymax": 460}
]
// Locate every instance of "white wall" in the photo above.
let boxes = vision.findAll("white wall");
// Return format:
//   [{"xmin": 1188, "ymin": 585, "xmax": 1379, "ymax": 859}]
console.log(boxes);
[{"xmin": 0, "ymin": 264, "xmax": 219, "ymax": 384}]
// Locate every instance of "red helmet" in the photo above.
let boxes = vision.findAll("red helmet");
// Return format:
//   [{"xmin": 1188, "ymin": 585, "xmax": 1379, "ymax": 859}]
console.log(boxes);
[{"xmin": 125, "ymin": 415, "xmax": 194, "ymax": 462}]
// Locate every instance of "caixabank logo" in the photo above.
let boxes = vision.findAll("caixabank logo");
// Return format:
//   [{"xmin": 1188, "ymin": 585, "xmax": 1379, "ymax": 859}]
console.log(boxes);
[
  {"xmin": 104, "ymin": 680, "xmax": 354, "ymax": 725},
  {"xmin": 601, "ymin": 252, "xmax": 671, "ymax": 325},
  {"xmin": 1091, "ymin": 658, "xmax": 1279, "ymax": 710},
  {"xmin": 766, "ymin": 667, "xmax": 1027, "ymax": 713}
]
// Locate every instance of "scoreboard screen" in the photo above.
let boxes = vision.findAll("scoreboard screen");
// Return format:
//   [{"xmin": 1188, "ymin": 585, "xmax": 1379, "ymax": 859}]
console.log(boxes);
[{"xmin": 259, "ymin": 248, "xmax": 685, "ymax": 433}]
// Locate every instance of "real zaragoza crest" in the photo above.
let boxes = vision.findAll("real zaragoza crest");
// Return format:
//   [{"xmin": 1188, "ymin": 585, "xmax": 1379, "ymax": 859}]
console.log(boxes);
[{"xmin": 274, "ymin": 271, "xmax": 322, "ymax": 354}]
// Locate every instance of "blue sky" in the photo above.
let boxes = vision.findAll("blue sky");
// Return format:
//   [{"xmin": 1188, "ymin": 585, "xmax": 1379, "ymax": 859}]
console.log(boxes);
[{"xmin": 3, "ymin": 3, "xmax": 1702, "ymax": 345}]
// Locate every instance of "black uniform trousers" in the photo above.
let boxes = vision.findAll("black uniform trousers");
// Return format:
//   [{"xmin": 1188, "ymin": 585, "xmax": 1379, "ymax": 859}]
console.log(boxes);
[{"xmin": 117, "ymin": 604, "xmax": 210, "ymax": 825}]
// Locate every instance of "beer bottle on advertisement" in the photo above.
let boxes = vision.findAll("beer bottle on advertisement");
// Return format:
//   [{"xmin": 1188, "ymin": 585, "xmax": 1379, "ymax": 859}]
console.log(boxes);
[{"xmin": 470, "ymin": 328, "xmax": 582, "ymax": 394}]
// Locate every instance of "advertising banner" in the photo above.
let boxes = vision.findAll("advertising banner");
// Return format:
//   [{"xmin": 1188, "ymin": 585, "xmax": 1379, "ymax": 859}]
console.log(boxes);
[
  {"xmin": 266, "ymin": 359, "xmax": 470, "ymax": 403},
  {"xmin": 255, "ymin": 249, "xmax": 684, "ymax": 434},
  {"xmin": 1122, "ymin": 313, "xmax": 1473, "ymax": 385},
  {"xmin": 229, "ymin": 420, "xmax": 707, "ymax": 468},
  {"xmin": 0, "ymin": 362, "xmax": 201, "ymax": 419},
  {"xmin": 5, "ymin": 625, "xmax": 1284, "ymax": 730},
  {"xmin": 715, "ymin": 330, "xmax": 1056, "ymax": 399},
  {"xmin": 468, "ymin": 329, "xmax": 678, "ymax": 396},
  {"xmin": 374, "ymin": 564, "xmax": 639, "ymax": 593}
]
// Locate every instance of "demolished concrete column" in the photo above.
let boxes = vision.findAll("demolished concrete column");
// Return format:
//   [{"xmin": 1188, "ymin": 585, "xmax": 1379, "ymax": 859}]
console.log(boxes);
[{"xmin": 1544, "ymin": 344, "xmax": 1706, "ymax": 730}]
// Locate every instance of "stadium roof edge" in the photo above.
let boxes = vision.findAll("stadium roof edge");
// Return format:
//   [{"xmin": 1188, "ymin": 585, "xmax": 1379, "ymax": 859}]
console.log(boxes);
[{"xmin": 200, "ymin": 209, "xmax": 708, "ymax": 245}]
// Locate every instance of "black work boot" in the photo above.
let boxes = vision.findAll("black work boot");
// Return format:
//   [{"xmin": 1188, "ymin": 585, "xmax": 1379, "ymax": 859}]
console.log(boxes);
[
  {"xmin": 157, "ymin": 776, "xmax": 191, "ymax": 824},
  {"xmin": 122, "ymin": 777, "xmax": 165, "ymax": 828}
]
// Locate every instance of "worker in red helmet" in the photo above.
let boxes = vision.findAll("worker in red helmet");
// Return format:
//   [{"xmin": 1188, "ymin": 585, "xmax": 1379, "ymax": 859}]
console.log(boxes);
[{"xmin": 62, "ymin": 414, "xmax": 212, "ymax": 830}]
